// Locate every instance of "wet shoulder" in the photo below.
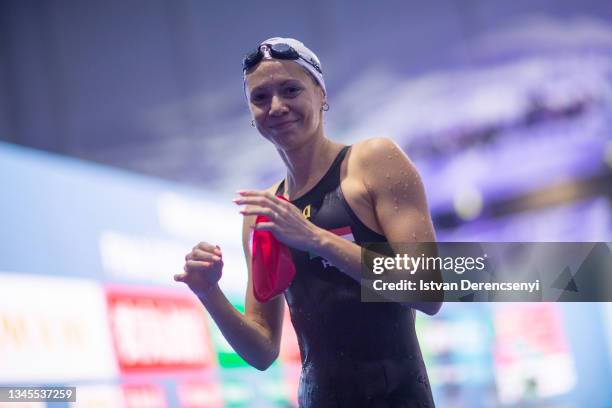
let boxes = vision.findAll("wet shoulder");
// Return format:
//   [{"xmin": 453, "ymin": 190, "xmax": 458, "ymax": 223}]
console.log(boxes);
[
  {"xmin": 349, "ymin": 137, "xmax": 420, "ymax": 185},
  {"xmin": 350, "ymin": 137, "xmax": 407, "ymax": 167}
]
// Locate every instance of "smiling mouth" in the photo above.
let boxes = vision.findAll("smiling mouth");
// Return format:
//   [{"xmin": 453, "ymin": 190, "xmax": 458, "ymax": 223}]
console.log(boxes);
[{"xmin": 270, "ymin": 120, "xmax": 298, "ymax": 130}]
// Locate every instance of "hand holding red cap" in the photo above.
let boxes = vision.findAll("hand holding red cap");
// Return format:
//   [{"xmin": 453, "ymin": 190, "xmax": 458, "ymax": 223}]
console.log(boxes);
[{"xmin": 251, "ymin": 195, "xmax": 297, "ymax": 302}]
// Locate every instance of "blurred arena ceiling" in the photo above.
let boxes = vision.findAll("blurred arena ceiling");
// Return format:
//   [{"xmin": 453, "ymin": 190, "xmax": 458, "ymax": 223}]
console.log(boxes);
[{"xmin": 1, "ymin": 0, "xmax": 611, "ymax": 193}]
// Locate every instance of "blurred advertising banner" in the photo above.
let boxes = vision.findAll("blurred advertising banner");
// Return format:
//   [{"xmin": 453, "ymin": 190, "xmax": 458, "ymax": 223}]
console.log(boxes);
[
  {"xmin": 493, "ymin": 304, "xmax": 576, "ymax": 404},
  {"xmin": 105, "ymin": 285, "xmax": 216, "ymax": 372},
  {"xmin": 0, "ymin": 274, "xmax": 118, "ymax": 382}
]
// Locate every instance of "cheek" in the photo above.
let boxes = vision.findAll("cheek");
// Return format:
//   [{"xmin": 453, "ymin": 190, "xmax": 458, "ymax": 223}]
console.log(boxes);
[
  {"xmin": 303, "ymin": 102, "xmax": 320, "ymax": 126},
  {"xmin": 251, "ymin": 107, "xmax": 267, "ymax": 123}
]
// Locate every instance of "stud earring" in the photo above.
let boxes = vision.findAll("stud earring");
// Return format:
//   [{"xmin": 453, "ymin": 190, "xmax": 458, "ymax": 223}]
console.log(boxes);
[
  {"xmin": 322, "ymin": 102, "xmax": 330, "ymax": 112},
  {"xmin": 251, "ymin": 120, "xmax": 255, "ymax": 127}
]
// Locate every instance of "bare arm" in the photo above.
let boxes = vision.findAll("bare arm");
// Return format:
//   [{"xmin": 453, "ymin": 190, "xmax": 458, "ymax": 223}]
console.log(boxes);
[
  {"xmin": 310, "ymin": 138, "xmax": 442, "ymax": 315},
  {"xmin": 176, "ymin": 187, "xmax": 284, "ymax": 370}
]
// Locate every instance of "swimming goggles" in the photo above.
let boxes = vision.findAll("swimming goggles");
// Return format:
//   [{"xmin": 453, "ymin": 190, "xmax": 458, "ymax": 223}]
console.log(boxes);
[{"xmin": 242, "ymin": 43, "xmax": 322, "ymax": 74}]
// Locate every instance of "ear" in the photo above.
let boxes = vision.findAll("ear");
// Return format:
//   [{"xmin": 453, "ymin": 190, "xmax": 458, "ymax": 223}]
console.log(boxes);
[
  {"xmin": 316, "ymin": 88, "xmax": 326, "ymax": 111},
  {"xmin": 319, "ymin": 87, "xmax": 326, "ymax": 101}
]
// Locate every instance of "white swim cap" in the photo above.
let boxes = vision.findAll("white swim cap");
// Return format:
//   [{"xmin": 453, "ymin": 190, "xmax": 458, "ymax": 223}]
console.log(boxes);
[{"xmin": 243, "ymin": 37, "xmax": 326, "ymax": 98}]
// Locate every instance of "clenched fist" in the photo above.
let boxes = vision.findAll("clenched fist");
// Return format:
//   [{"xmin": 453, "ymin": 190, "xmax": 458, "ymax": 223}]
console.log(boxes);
[{"xmin": 175, "ymin": 241, "xmax": 223, "ymax": 297}]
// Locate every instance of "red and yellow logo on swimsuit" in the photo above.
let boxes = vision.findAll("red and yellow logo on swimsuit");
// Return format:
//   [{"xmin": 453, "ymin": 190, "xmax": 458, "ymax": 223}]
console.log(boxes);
[{"xmin": 302, "ymin": 205, "xmax": 312, "ymax": 219}]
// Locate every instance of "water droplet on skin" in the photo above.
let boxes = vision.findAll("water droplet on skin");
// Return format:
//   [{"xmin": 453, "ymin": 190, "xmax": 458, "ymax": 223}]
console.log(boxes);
[
  {"xmin": 387, "ymin": 155, "xmax": 392, "ymax": 159},
  {"xmin": 394, "ymin": 206, "xmax": 399, "ymax": 211},
  {"xmin": 385, "ymin": 173, "xmax": 390, "ymax": 179},
  {"xmin": 412, "ymin": 232, "xmax": 417, "ymax": 240}
]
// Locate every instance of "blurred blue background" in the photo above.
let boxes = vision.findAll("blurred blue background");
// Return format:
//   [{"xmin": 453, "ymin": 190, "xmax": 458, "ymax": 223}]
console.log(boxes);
[{"xmin": 1, "ymin": 0, "xmax": 611, "ymax": 407}]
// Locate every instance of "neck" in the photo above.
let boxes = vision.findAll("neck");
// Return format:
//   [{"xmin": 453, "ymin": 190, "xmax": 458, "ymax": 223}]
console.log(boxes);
[{"xmin": 276, "ymin": 132, "xmax": 343, "ymax": 198}]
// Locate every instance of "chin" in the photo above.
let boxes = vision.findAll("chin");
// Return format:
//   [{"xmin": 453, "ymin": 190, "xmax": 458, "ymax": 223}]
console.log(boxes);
[{"xmin": 268, "ymin": 131, "xmax": 308, "ymax": 151}]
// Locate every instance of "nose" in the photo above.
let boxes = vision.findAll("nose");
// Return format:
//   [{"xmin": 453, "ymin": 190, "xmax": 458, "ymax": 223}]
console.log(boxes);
[{"xmin": 269, "ymin": 94, "xmax": 288, "ymax": 116}]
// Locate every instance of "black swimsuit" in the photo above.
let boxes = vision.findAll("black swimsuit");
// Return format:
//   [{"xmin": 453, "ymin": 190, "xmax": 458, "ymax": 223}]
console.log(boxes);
[{"xmin": 276, "ymin": 146, "xmax": 435, "ymax": 408}]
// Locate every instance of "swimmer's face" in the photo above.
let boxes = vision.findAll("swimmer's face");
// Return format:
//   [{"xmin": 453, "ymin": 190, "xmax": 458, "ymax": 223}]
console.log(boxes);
[{"xmin": 245, "ymin": 59, "xmax": 325, "ymax": 149}]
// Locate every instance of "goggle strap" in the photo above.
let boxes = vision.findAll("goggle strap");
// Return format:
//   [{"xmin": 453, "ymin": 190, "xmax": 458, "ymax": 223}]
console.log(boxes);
[{"xmin": 242, "ymin": 43, "xmax": 321, "ymax": 74}]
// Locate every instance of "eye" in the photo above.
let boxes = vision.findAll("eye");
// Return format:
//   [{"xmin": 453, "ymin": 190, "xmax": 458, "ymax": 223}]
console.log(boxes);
[
  {"xmin": 250, "ymin": 92, "xmax": 268, "ymax": 104},
  {"xmin": 283, "ymin": 85, "xmax": 302, "ymax": 97}
]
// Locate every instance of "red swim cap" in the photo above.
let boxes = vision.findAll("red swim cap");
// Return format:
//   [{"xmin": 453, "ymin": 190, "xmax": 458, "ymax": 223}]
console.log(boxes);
[{"xmin": 251, "ymin": 195, "xmax": 297, "ymax": 302}]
